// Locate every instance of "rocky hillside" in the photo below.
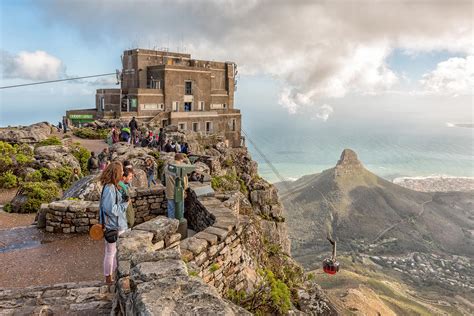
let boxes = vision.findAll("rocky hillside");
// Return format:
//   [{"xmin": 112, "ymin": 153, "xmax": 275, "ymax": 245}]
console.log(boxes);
[{"xmin": 278, "ymin": 149, "xmax": 474, "ymax": 268}]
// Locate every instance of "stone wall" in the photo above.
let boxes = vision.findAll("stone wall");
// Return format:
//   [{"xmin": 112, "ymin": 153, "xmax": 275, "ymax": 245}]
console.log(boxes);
[
  {"xmin": 43, "ymin": 185, "xmax": 167, "ymax": 233},
  {"xmin": 0, "ymin": 281, "xmax": 113, "ymax": 315},
  {"xmin": 129, "ymin": 185, "xmax": 167, "ymax": 225},
  {"xmin": 113, "ymin": 216, "xmax": 250, "ymax": 315}
]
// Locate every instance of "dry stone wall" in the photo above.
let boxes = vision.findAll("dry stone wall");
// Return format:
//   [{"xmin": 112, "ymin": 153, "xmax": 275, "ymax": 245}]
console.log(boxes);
[
  {"xmin": 42, "ymin": 186, "xmax": 167, "ymax": 233},
  {"xmin": 0, "ymin": 281, "xmax": 113, "ymax": 315}
]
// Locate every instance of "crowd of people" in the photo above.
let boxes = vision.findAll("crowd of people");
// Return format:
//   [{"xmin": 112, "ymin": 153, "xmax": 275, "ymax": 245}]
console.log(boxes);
[{"xmin": 105, "ymin": 117, "xmax": 190, "ymax": 155}]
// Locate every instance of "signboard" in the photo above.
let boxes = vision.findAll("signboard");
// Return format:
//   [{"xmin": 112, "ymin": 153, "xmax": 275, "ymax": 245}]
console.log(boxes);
[{"xmin": 69, "ymin": 114, "xmax": 94, "ymax": 119}]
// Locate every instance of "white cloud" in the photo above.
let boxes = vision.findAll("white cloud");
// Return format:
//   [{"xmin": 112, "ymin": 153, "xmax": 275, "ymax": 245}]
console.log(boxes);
[
  {"xmin": 40, "ymin": 0, "xmax": 473, "ymax": 116},
  {"xmin": 420, "ymin": 56, "xmax": 474, "ymax": 96},
  {"xmin": 312, "ymin": 104, "xmax": 334, "ymax": 122},
  {"xmin": 1, "ymin": 50, "xmax": 65, "ymax": 80}
]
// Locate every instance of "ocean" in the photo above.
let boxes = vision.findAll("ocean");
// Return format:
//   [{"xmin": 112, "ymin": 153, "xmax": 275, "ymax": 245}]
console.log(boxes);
[{"xmin": 244, "ymin": 120, "xmax": 474, "ymax": 184}]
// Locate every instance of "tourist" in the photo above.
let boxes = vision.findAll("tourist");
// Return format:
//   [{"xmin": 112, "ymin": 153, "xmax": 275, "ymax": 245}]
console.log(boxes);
[
  {"xmin": 98, "ymin": 148, "xmax": 109, "ymax": 171},
  {"xmin": 164, "ymin": 153, "xmax": 188, "ymax": 219},
  {"xmin": 164, "ymin": 139, "xmax": 173, "ymax": 153},
  {"xmin": 118, "ymin": 168, "xmax": 135, "ymax": 228},
  {"xmin": 128, "ymin": 117, "xmax": 138, "ymax": 144},
  {"xmin": 70, "ymin": 167, "xmax": 82, "ymax": 183},
  {"xmin": 106, "ymin": 130, "xmax": 113, "ymax": 147},
  {"xmin": 175, "ymin": 142, "xmax": 181, "ymax": 153},
  {"xmin": 87, "ymin": 152, "xmax": 99, "ymax": 174},
  {"xmin": 112, "ymin": 126, "xmax": 119, "ymax": 144},
  {"xmin": 57, "ymin": 121, "xmax": 62, "ymax": 132},
  {"xmin": 181, "ymin": 142, "xmax": 189, "ymax": 155},
  {"xmin": 158, "ymin": 128, "xmax": 166, "ymax": 151},
  {"xmin": 123, "ymin": 160, "xmax": 133, "ymax": 170},
  {"xmin": 170, "ymin": 141, "xmax": 177, "ymax": 152},
  {"xmin": 145, "ymin": 157, "xmax": 157, "ymax": 187},
  {"xmin": 62, "ymin": 118, "xmax": 68, "ymax": 133},
  {"xmin": 99, "ymin": 161, "xmax": 129, "ymax": 285}
]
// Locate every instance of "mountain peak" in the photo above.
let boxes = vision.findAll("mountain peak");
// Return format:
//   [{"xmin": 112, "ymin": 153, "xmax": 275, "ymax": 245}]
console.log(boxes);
[
  {"xmin": 337, "ymin": 149, "xmax": 362, "ymax": 167},
  {"xmin": 335, "ymin": 149, "xmax": 363, "ymax": 176}
]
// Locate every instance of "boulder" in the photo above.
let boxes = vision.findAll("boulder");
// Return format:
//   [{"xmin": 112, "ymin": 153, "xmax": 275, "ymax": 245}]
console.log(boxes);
[
  {"xmin": 10, "ymin": 194, "xmax": 29, "ymax": 213},
  {"xmin": 62, "ymin": 175, "xmax": 102, "ymax": 201},
  {"xmin": 34, "ymin": 145, "xmax": 81, "ymax": 171},
  {"xmin": 0, "ymin": 122, "xmax": 52, "ymax": 144},
  {"xmin": 297, "ymin": 281, "xmax": 338, "ymax": 315}
]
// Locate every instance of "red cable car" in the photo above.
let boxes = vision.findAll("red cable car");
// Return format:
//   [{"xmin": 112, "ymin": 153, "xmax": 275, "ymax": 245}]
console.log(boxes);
[{"xmin": 322, "ymin": 236, "xmax": 340, "ymax": 275}]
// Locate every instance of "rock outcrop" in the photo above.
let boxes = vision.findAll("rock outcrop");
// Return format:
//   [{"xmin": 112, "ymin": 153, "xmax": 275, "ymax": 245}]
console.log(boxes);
[
  {"xmin": 34, "ymin": 145, "xmax": 81, "ymax": 171},
  {"xmin": 0, "ymin": 122, "xmax": 52, "ymax": 144}
]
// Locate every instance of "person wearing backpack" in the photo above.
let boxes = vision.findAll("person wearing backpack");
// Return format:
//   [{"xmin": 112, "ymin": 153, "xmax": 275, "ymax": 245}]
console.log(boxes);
[
  {"xmin": 99, "ymin": 161, "xmax": 129, "ymax": 285},
  {"xmin": 118, "ymin": 168, "xmax": 135, "ymax": 228}
]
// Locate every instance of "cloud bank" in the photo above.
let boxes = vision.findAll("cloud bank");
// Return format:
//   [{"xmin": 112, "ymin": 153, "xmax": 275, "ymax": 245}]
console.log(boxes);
[
  {"xmin": 1, "ymin": 50, "xmax": 65, "ymax": 81},
  {"xmin": 40, "ymin": 0, "xmax": 473, "ymax": 120}
]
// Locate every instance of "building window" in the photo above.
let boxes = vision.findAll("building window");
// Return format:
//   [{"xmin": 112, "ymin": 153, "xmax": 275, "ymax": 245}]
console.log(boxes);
[
  {"xmin": 142, "ymin": 103, "xmax": 158, "ymax": 110},
  {"xmin": 158, "ymin": 104, "xmax": 164, "ymax": 110},
  {"xmin": 205, "ymin": 121, "xmax": 213, "ymax": 133},
  {"xmin": 192, "ymin": 122, "xmax": 199, "ymax": 132},
  {"xmin": 162, "ymin": 119, "xmax": 168, "ymax": 127},
  {"xmin": 100, "ymin": 97, "xmax": 105, "ymax": 111},
  {"xmin": 172, "ymin": 101, "xmax": 179, "ymax": 112},
  {"xmin": 230, "ymin": 119, "xmax": 236, "ymax": 131},
  {"xmin": 150, "ymin": 79, "xmax": 161, "ymax": 89},
  {"xmin": 185, "ymin": 81, "xmax": 192, "ymax": 95},
  {"xmin": 210, "ymin": 104, "xmax": 225, "ymax": 110},
  {"xmin": 184, "ymin": 102, "xmax": 192, "ymax": 112},
  {"xmin": 198, "ymin": 101, "xmax": 204, "ymax": 111},
  {"xmin": 223, "ymin": 103, "xmax": 227, "ymax": 109},
  {"xmin": 178, "ymin": 122, "xmax": 187, "ymax": 130}
]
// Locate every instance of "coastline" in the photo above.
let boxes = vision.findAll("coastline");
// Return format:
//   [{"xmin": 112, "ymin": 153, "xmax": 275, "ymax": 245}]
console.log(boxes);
[{"xmin": 393, "ymin": 175, "xmax": 474, "ymax": 192}]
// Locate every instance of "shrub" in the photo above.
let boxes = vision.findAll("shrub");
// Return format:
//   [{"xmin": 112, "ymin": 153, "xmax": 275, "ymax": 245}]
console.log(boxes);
[
  {"xmin": 73, "ymin": 127, "xmax": 108, "ymax": 140},
  {"xmin": 36, "ymin": 136, "xmax": 62, "ymax": 147},
  {"xmin": 209, "ymin": 263, "xmax": 220, "ymax": 272},
  {"xmin": 71, "ymin": 142, "xmax": 91, "ymax": 175},
  {"xmin": 211, "ymin": 170, "xmax": 248, "ymax": 195},
  {"xmin": 0, "ymin": 141, "xmax": 15, "ymax": 173},
  {"xmin": 39, "ymin": 167, "xmax": 73, "ymax": 189},
  {"xmin": 226, "ymin": 269, "xmax": 291, "ymax": 315},
  {"xmin": 0, "ymin": 171, "xmax": 18, "ymax": 188},
  {"xmin": 26, "ymin": 170, "xmax": 42, "ymax": 182},
  {"xmin": 3, "ymin": 203, "xmax": 12, "ymax": 213},
  {"xmin": 19, "ymin": 180, "xmax": 60, "ymax": 213}
]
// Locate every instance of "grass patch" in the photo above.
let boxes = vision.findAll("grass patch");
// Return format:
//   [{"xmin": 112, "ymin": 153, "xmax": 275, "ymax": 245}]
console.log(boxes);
[
  {"xmin": 36, "ymin": 136, "xmax": 62, "ymax": 147},
  {"xmin": 73, "ymin": 127, "xmax": 108, "ymax": 139}
]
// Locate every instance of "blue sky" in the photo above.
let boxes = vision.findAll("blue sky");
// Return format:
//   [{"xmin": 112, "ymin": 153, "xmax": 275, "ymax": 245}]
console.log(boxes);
[{"xmin": 1, "ymin": 0, "xmax": 472, "ymax": 128}]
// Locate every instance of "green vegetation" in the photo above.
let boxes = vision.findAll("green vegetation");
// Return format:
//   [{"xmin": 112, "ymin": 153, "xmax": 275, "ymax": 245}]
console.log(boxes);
[
  {"xmin": 71, "ymin": 142, "xmax": 91, "ymax": 175},
  {"xmin": 18, "ymin": 180, "xmax": 60, "ymax": 213},
  {"xmin": 227, "ymin": 269, "xmax": 291, "ymax": 315},
  {"xmin": 0, "ymin": 171, "xmax": 18, "ymax": 189},
  {"xmin": 3, "ymin": 203, "xmax": 12, "ymax": 213},
  {"xmin": 209, "ymin": 263, "xmax": 220, "ymax": 272},
  {"xmin": 188, "ymin": 271, "xmax": 199, "ymax": 277},
  {"xmin": 36, "ymin": 136, "xmax": 62, "ymax": 147},
  {"xmin": 211, "ymin": 170, "xmax": 248, "ymax": 195},
  {"xmin": 0, "ymin": 141, "xmax": 34, "ymax": 176},
  {"xmin": 73, "ymin": 127, "xmax": 108, "ymax": 139},
  {"xmin": 39, "ymin": 167, "xmax": 73, "ymax": 189}
]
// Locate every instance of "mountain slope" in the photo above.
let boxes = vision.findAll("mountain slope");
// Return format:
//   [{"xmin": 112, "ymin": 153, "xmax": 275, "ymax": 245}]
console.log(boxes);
[{"xmin": 280, "ymin": 149, "xmax": 474, "ymax": 267}]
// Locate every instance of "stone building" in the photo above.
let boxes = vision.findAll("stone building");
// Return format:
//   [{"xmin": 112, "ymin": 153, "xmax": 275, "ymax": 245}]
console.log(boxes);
[{"xmin": 67, "ymin": 49, "xmax": 242, "ymax": 147}]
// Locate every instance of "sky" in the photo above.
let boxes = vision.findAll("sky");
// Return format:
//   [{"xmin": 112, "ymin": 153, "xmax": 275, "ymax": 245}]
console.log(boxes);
[{"xmin": 0, "ymin": 0, "xmax": 473, "ymax": 129}]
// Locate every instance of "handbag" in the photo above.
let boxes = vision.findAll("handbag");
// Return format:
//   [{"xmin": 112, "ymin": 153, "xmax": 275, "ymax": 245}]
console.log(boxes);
[{"xmin": 104, "ymin": 228, "xmax": 119, "ymax": 243}]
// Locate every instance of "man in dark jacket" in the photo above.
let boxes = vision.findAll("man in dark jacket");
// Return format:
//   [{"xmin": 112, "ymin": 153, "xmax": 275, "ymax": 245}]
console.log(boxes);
[
  {"xmin": 158, "ymin": 128, "xmax": 166, "ymax": 151},
  {"xmin": 87, "ymin": 152, "xmax": 99, "ymax": 173},
  {"xmin": 129, "ymin": 117, "xmax": 138, "ymax": 144}
]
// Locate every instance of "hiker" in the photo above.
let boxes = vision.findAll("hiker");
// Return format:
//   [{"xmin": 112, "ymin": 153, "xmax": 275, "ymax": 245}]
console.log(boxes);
[
  {"xmin": 99, "ymin": 161, "xmax": 129, "ymax": 285},
  {"xmin": 145, "ymin": 157, "xmax": 157, "ymax": 187},
  {"xmin": 128, "ymin": 117, "xmax": 138, "ymax": 144},
  {"xmin": 87, "ymin": 152, "xmax": 99, "ymax": 174},
  {"xmin": 62, "ymin": 118, "xmax": 68, "ymax": 133},
  {"xmin": 175, "ymin": 142, "xmax": 181, "ymax": 153},
  {"xmin": 57, "ymin": 122, "xmax": 62, "ymax": 132},
  {"xmin": 70, "ymin": 168, "xmax": 82, "ymax": 183},
  {"xmin": 98, "ymin": 148, "xmax": 109, "ymax": 171},
  {"xmin": 158, "ymin": 128, "xmax": 166, "ymax": 151},
  {"xmin": 118, "ymin": 168, "xmax": 135, "ymax": 228},
  {"xmin": 170, "ymin": 141, "xmax": 177, "ymax": 152},
  {"xmin": 164, "ymin": 153, "xmax": 188, "ymax": 219}
]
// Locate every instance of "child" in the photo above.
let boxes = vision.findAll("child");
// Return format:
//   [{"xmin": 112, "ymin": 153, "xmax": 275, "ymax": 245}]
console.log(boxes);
[{"xmin": 145, "ymin": 157, "xmax": 157, "ymax": 187}]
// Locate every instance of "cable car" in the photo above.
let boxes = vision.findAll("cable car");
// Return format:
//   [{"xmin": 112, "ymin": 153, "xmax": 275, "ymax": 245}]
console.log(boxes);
[{"xmin": 322, "ymin": 236, "xmax": 340, "ymax": 275}]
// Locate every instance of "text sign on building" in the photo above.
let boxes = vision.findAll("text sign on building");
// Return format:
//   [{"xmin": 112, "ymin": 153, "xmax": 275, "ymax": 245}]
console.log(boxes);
[{"xmin": 69, "ymin": 114, "xmax": 94, "ymax": 119}]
